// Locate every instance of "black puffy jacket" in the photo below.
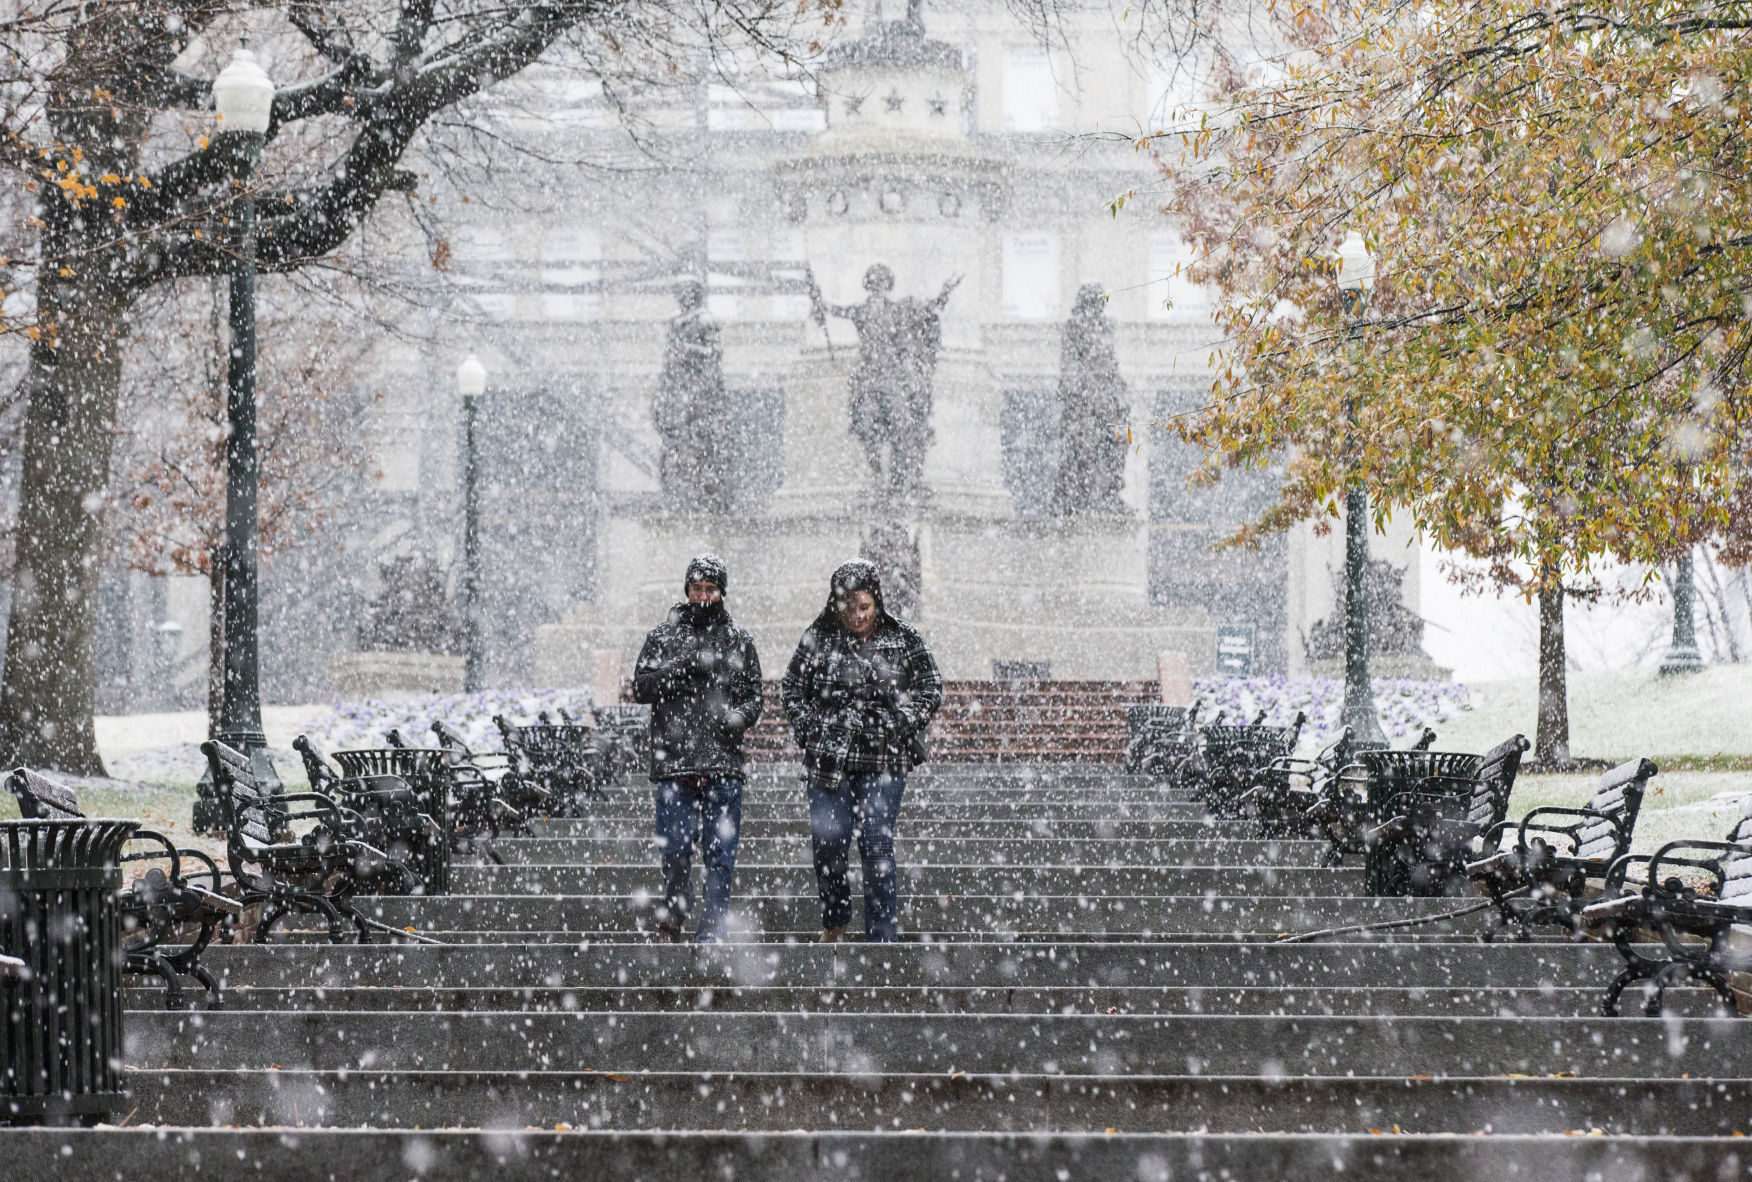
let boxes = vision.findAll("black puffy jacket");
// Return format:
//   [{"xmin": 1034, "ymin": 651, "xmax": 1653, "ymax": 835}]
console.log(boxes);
[{"xmin": 631, "ymin": 600, "xmax": 764, "ymax": 781}]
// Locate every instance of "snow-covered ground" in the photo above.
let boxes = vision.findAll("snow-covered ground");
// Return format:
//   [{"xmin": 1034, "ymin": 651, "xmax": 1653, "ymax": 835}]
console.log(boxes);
[
  {"xmin": 16, "ymin": 666, "xmax": 1739, "ymax": 849},
  {"xmin": 1435, "ymin": 663, "xmax": 1752, "ymax": 762},
  {"xmin": 90, "ymin": 687, "xmax": 598, "ymax": 789}
]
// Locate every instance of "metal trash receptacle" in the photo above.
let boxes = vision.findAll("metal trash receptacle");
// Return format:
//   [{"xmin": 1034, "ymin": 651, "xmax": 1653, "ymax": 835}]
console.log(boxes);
[
  {"xmin": 332, "ymin": 749, "xmax": 450, "ymax": 895},
  {"xmin": 1, "ymin": 818, "xmax": 139, "ymax": 1124}
]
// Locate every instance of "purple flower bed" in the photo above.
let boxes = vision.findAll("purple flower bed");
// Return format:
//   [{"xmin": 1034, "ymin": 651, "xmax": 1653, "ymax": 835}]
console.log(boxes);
[
  {"xmin": 1190, "ymin": 676, "xmax": 1471, "ymax": 749},
  {"xmin": 311, "ymin": 685, "xmax": 598, "ymax": 754}
]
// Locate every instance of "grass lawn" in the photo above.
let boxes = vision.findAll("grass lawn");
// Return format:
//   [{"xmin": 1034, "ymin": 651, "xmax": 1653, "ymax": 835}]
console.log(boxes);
[{"xmin": 1438, "ymin": 663, "xmax": 1752, "ymax": 769}]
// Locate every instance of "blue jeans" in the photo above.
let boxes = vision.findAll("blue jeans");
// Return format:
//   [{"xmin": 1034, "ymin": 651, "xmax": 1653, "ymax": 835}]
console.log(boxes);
[
  {"xmin": 654, "ymin": 775, "xmax": 743, "ymax": 943},
  {"xmin": 809, "ymin": 771, "xmax": 906, "ymax": 942}
]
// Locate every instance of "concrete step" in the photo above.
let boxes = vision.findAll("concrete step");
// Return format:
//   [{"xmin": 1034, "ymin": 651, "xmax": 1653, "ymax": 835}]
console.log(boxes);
[
  {"xmin": 536, "ymin": 812, "xmax": 1233, "ymax": 833},
  {"xmin": 125, "ymin": 982, "xmax": 1712, "ymax": 1018},
  {"xmin": 579, "ymin": 792, "xmax": 1204, "ymax": 807},
  {"xmin": 549, "ymin": 801, "xmax": 1211, "ymax": 822},
  {"xmin": 355, "ymin": 893, "xmax": 1473, "ymax": 938},
  {"xmin": 448, "ymin": 863, "xmax": 1365, "ymax": 897},
  {"xmin": 187, "ymin": 940, "xmax": 1620, "ymax": 991},
  {"xmin": 534, "ymin": 818, "xmax": 1241, "ymax": 840},
  {"xmin": 124, "ymin": 1009, "xmax": 1750, "ymax": 1078},
  {"xmin": 490, "ymin": 837, "xmax": 1328, "ymax": 866},
  {"xmin": 13, "ymin": 1129, "xmax": 1745, "ymax": 1181},
  {"xmin": 281, "ymin": 929, "xmax": 1507, "ymax": 945},
  {"xmin": 735, "ymin": 764, "xmax": 1148, "ymax": 784},
  {"xmin": 589, "ymin": 780, "xmax": 1182, "ymax": 797},
  {"xmin": 118, "ymin": 1068, "xmax": 1752, "ymax": 1134}
]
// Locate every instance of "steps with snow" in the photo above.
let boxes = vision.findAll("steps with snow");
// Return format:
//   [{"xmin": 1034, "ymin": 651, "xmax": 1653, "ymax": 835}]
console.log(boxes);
[{"xmin": 15, "ymin": 760, "xmax": 1748, "ymax": 1178}]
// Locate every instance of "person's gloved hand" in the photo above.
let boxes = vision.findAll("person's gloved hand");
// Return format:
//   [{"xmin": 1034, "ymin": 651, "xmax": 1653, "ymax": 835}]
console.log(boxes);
[{"xmin": 722, "ymin": 708, "xmax": 748, "ymax": 733}]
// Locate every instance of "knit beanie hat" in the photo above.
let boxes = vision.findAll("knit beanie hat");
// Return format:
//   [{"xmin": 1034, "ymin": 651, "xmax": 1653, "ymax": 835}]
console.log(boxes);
[{"xmin": 685, "ymin": 553, "xmax": 728, "ymax": 594}]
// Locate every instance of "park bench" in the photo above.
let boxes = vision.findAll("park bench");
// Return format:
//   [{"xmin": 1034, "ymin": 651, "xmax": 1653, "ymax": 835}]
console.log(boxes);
[
  {"xmin": 494, "ymin": 715, "xmax": 608, "ymax": 817},
  {"xmin": 202, "ymin": 738, "xmax": 414, "ymax": 943},
  {"xmin": 1235, "ymin": 725, "xmax": 1359, "ymax": 838},
  {"xmin": 293, "ymin": 737, "xmax": 448, "ymax": 894},
  {"xmin": 1192, "ymin": 711, "xmax": 1306, "ymax": 818},
  {"xmin": 1358, "ymin": 735, "xmax": 1530, "ymax": 896},
  {"xmin": 1579, "ymin": 808, "xmax": 1752, "ymax": 1016},
  {"xmin": 1466, "ymin": 756, "xmax": 1658, "ymax": 937},
  {"xmin": 1125, "ymin": 701, "xmax": 1201, "ymax": 778},
  {"xmin": 7, "ymin": 767, "xmax": 240, "ymax": 1009},
  {"xmin": 428, "ymin": 720, "xmax": 528, "ymax": 848}
]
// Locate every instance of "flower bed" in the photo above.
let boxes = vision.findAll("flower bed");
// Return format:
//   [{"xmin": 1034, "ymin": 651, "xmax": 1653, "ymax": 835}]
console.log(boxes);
[
  {"xmin": 1190, "ymin": 676, "xmax": 1472, "ymax": 749},
  {"xmin": 310, "ymin": 685, "xmax": 598, "ymax": 753}
]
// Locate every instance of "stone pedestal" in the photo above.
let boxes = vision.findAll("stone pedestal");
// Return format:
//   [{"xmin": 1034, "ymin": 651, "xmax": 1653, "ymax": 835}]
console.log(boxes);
[{"xmin": 537, "ymin": 511, "xmax": 1210, "ymax": 684}]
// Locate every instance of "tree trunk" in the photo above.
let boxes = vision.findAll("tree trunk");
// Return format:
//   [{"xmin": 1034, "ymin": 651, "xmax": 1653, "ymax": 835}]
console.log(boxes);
[
  {"xmin": 1534, "ymin": 567, "xmax": 1571, "ymax": 767},
  {"xmin": 0, "ymin": 292, "xmax": 129, "ymax": 773},
  {"xmin": 207, "ymin": 564, "xmax": 225, "ymax": 739}
]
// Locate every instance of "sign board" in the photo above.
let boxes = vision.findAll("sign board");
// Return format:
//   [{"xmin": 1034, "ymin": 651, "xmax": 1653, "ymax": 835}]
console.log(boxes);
[{"xmin": 1215, "ymin": 624, "xmax": 1256, "ymax": 678}]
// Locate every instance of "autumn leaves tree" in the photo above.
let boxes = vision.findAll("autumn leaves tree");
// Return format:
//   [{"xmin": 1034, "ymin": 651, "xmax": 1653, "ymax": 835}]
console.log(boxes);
[
  {"xmin": 0, "ymin": 0, "xmax": 828, "ymax": 772},
  {"xmin": 1163, "ymin": 0, "xmax": 1752, "ymax": 761}
]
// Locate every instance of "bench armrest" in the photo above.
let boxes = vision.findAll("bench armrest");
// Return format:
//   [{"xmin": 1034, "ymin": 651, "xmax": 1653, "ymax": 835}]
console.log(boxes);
[
  {"xmin": 1364, "ymin": 816, "xmax": 1407, "ymax": 844},
  {"xmin": 1600, "ymin": 852, "xmax": 1654, "ymax": 893},
  {"xmin": 120, "ymin": 829, "xmax": 183, "ymax": 881},
  {"xmin": 414, "ymin": 811, "xmax": 446, "ymax": 842},
  {"xmin": 183, "ymin": 883, "xmax": 246, "ymax": 916},
  {"xmin": 280, "ymin": 789, "xmax": 374, "ymax": 830},
  {"xmin": 1465, "ymin": 849, "xmax": 1516, "ymax": 877},
  {"xmin": 1645, "ymin": 838, "xmax": 1748, "ymax": 896},
  {"xmin": 1515, "ymin": 806, "xmax": 1613, "ymax": 853},
  {"xmin": 1578, "ymin": 894, "xmax": 1641, "ymax": 925}
]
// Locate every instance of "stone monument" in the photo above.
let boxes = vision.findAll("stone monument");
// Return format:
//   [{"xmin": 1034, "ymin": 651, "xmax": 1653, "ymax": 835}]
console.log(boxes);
[
  {"xmin": 536, "ymin": 4, "xmax": 1206, "ymax": 683},
  {"xmin": 808, "ymin": 262, "xmax": 959, "ymax": 502},
  {"xmin": 1052, "ymin": 282, "xmax": 1129, "ymax": 516},
  {"xmin": 652, "ymin": 279, "xmax": 734, "ymax": 504}
]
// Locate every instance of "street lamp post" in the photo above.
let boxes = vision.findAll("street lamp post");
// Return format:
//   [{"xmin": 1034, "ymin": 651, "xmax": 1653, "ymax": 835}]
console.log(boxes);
[
  {"xmin": 458, "ymin": 355, "xmax": 487, "ymax": 693},
  {"xmin": 1335, "ymin": 232, "xmax": 1386, "ymax": 746},
  {"xmin": 195, "ymin": 47, "xmax": 280, "ymax": 829},
  {"xmin": 1659, "ymin": 548, "xmax": 1705, "ymax": 675}
]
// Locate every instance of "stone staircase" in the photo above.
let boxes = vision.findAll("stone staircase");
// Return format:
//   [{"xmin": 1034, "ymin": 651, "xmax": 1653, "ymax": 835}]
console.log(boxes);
[
  {"xmin": 746, "ymin": 679, "xmax": 1158, "ymax": 762},
  {"xmin": 9, "ymin": 762, "xmax": 1749, "ymax": 1177}
]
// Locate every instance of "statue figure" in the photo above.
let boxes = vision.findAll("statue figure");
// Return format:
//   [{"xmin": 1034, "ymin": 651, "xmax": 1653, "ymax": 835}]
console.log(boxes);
[
  {"xmin": 653, "ymin": 279, "xmax": 735, "ymax": 503},
  {"xmin": 808, "ymin": 263, "xmax": 960, "ymax": 501},
  {"xmin": 1052, "ymin": 282, "xmax": 1130, "ymax": 515}
]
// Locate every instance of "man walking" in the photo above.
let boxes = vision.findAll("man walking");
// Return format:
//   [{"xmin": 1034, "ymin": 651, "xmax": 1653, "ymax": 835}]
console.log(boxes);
[{"xmin": 632, "ymin": 555, "xmax": 763, "ymax": 943}]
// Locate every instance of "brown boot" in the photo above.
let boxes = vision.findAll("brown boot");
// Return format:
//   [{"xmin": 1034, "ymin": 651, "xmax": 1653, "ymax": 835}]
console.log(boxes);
[{"xmin": 818, "ymin": 926, "xmax": 848, "ymax": 944}]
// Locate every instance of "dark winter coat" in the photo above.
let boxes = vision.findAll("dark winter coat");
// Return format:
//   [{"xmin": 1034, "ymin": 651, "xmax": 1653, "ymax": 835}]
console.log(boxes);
[
  {"xmin": 780, "ymin": 614, "xmax": 943, "ymax": 794},
  {"xmin": 631, "ymin": 600, "xmax": 763, "ymax": 782}
]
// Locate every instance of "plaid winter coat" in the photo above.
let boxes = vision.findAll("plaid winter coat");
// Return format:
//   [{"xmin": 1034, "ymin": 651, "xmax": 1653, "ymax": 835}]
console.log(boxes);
[{"xmin": 780, "ymin": 616, "xmax": 943, "ymax": 794}]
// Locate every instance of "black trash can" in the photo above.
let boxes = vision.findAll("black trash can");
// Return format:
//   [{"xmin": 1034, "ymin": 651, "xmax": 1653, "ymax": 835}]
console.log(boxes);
[
  {"xmin": 1, "ymin": 818, "xmax": 140, "ymax": 1124},
  {"xmin": 331, "ymin": 749, "xmax": 450, "ymax": 895}
]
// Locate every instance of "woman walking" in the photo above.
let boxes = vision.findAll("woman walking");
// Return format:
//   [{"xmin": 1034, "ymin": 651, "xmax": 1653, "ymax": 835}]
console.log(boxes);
[{"xmin": 781, "ymin": 560, "xmax": 943, "ymax": 943}]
